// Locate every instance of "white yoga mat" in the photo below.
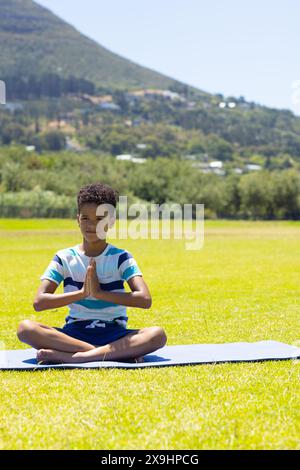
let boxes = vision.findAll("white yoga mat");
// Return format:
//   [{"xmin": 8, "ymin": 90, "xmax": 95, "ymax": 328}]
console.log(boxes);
[{"xmin": 0, "ymin": 341, "xmax": 299, "ymax": 370}]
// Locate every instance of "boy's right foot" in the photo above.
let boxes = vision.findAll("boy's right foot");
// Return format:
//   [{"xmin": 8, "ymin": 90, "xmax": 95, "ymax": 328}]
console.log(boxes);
[{"xmin": 36, "ymin": 348, "xmax": 75, "ymax": 364}]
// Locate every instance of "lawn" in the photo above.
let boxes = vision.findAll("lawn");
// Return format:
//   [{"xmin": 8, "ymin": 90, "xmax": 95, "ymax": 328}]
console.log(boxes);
[{"xmin": 0, "ymin": 219, "xmax": 299, "ymax": 449}]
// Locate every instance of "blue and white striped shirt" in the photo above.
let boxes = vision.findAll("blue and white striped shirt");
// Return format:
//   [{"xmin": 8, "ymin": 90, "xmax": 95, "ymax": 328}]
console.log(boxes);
[{"xmin": 40, "ymin": 243, "xmax": 143, "ymax": 326}]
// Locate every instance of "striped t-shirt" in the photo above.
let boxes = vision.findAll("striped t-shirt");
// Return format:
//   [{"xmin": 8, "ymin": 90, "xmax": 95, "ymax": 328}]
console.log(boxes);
[{"xmin": 40, "ymin": 243, "xmax": 143, "ymax": 326}]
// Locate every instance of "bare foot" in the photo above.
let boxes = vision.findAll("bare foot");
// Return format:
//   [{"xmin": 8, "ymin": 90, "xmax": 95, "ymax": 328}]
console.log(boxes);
[
  {"xmin": 36, "ymin": 349, "xmax": 145, "ymax": 365},
  {"xmin": 36, "ymin": 349, "xmax": 75, "ymax": 364}
]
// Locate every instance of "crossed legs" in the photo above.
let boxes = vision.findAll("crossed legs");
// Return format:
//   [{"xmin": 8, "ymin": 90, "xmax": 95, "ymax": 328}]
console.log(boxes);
[{"xmin": 17, "ymin": 320, "xmax": 167, "ymax": 364}]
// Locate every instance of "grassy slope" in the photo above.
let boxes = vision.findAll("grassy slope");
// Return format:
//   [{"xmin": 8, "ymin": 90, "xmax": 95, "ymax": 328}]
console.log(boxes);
[
  {"xmin": 1, "ymin": 0, "xmax": 300, "ymax": 151},
  {"xmin": 0, "ymin": 0, "xmax": 181, "ymax": 89},
  {"xmin": 0, "ymin": 219, "xmax": 299, "ymax": 449}
]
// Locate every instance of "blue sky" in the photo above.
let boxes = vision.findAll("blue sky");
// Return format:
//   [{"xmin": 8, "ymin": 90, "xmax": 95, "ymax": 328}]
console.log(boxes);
[{"xmin": 37, "ymin": 0, "xmax": 300, "ymax": 115}]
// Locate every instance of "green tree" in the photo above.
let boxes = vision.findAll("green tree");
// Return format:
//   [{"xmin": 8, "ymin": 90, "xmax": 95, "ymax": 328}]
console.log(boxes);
[{"xmin": 239, "ymin": 172, "xmax": 273, "ymax": 219}]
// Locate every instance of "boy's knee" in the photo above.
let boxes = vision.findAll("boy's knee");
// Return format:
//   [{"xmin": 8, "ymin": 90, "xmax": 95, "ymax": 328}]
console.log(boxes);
[
  {"xmin": 149, "ymin": 326, "xmax": 167, "ymax": 348},
  {"xmin": 17, "ymin": 320, "xmax": 36, "ymax": 342}
]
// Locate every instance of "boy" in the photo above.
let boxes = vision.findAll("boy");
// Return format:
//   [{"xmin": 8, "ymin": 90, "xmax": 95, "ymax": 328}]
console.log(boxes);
[{"xmin": 17, "ymin": 182, "xmax": 167, "ymax": 364}]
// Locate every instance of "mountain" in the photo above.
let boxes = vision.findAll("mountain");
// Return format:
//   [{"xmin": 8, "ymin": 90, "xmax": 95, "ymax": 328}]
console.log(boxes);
[
  {"xmin": 1, "ymin": 0, "xmax": 300, "ymax": 164},
  {"xmin": 0, "ymin": 0, "xmax": 203, "ymax": 93}
]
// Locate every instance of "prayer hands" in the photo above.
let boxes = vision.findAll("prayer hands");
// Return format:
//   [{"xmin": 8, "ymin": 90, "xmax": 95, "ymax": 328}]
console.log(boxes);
[
  {"xmin": 89, "ymin": 258, "xmax": 101, "ymax": 298},
  {"xmin": 80, "ymin": 258, "xmax": 101, "ymax": 298}
]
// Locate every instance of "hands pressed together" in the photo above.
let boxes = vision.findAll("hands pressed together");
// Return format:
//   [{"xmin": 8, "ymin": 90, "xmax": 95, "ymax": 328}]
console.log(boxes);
[
  {"xmin": 78, "ymin": 257, "xmax": 149, "ymax": 309},
  {"xmin": 81, "ymin": 258, "xmax": 101, "ymax": 299}
]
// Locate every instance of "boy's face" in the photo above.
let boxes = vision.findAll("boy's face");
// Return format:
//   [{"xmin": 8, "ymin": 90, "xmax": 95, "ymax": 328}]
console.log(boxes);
[{"xmin": 77, "ymin": 203, "xmax": 115, "ymax": 242}]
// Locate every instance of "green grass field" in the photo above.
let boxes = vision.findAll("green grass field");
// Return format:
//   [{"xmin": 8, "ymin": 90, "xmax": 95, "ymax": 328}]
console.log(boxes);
[{"xmin": 0, "ymin": 219, "xmax": 299, "ymax": 450}]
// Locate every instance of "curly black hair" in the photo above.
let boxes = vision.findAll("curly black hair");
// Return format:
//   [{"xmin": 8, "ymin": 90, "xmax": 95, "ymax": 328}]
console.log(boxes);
[{"xmin": 77, "ymin": 182, "xmax": 118, "ymax": 213}]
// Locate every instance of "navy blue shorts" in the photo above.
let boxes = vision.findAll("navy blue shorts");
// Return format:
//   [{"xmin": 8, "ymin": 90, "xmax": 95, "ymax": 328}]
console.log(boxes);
[{"xmin": 55, "ymin": 317, "xmax": 139, "ymax": 347}]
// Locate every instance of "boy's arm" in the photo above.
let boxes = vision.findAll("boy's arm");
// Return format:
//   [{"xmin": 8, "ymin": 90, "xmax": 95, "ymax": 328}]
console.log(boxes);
[{"xmin": 33, "ymin": 267, "xmax": 91, "ymax": 312}]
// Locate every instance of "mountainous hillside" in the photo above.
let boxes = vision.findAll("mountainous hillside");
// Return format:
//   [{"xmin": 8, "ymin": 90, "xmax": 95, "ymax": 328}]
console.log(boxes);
[
  {"xmin": 1, "ymin": 0, "xmax": 300, "ymax": 167},
  {"xmin": 1, "ymin": 1, "xmax": 300, "ymax": 220},
  {"xmin": 0, "ymin": 0, "xmax": 196, "ymax": 91}
]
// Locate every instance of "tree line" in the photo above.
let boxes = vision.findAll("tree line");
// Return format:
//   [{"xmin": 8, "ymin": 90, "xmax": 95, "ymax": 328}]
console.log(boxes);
[{"xmin": 0, "ymin": 148, "xmax": 299, "ymax": 219}]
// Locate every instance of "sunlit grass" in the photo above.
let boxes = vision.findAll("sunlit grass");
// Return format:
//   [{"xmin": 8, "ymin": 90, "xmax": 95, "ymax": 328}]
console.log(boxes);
[{"xmin": 0, "ymin": 219, "xmax": 299, "ymax": 449}]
